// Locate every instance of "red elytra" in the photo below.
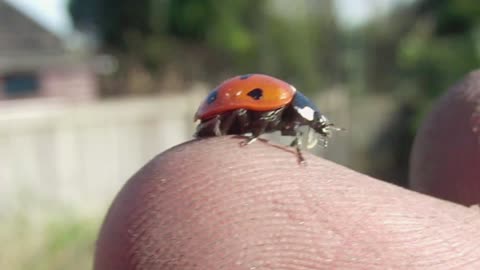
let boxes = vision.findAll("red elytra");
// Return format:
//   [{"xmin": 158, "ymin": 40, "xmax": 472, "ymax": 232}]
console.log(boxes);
[{"xmin": 195, "ymin": 74, "xmax": 296, "ymax": 121}]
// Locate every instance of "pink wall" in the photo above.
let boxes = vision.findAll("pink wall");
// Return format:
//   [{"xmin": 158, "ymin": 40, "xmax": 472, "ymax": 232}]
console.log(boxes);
[
  {"xmin": 0, "ymin": 65, "xmax": 98, "ymax": 101},
  {"xmin": 39, "ymin": 65, "xmax": 98, "ymax": 101},
  {"xmin": 0, "ymin": 76, "xmax": 4, "ymax": 99}
]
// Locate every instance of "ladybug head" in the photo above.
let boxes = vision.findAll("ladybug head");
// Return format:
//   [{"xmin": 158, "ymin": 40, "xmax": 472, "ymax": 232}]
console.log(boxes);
[
  {"xmin": 291, "ymin": 91, "xmax": 343, "ymax": 141},
  {"xmin": 302, "ymin": 114, "xmax": 343, "ymax": 148},
  {"xmin": 311, "ymin": 114, "xmax": 340, "ymax": 136}
]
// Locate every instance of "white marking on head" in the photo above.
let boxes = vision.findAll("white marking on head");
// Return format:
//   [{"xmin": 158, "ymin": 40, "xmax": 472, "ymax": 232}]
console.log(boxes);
[{"xmin": 295, "ymin": 106, "xmax": 315, "ymax": 121}]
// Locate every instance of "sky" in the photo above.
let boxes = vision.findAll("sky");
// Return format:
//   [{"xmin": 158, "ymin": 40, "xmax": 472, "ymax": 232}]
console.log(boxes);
[
  {"xmin": 336, "ymin": 0, "xmax": 412, "ymax": 26},
  {"xmin": 4, "ymin": 0, "xmax": 72, "ymax": 36},
  {"xmin": 4, "ymin": 0, "xmax": 413, "ymax": 38}
]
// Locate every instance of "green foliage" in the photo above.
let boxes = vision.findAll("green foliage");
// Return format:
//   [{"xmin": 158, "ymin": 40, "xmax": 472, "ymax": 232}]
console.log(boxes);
[
  {"xmin": 68, "ymin": 0, "xmax": 339, "ymax": 94},
  {"xmin": 1, "ymin": 215, "xmax": 100, "ymax": 270},
  {"xmin": 69, "ymin": 0, "xmax": 262, "ymax": 62},
  {"xmin": 387, "ymin": 0, "xmax": 480, "ymax": 140},
  {"xmin": 419, "ymin": 0, "xmax": 480, "ymax": 35},
  {"xmin": 335, "ymin": 0, "xmax": 480, "ymax": 183},
  {"xmin": 399, "ymin": 0, "xmax": 480, "ymax": 100},
  {"xmin": 399, "ymin": 31, "xmax": 479, "ymax": 97},
  {"xmin": 68, "ymin": 0, "xmax": 480, "ymax": 100}
]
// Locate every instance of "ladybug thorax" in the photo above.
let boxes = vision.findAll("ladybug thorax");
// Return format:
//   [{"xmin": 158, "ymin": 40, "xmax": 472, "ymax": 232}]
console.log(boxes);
[{"xmin": 290, "ymin": 92, "xmax": 321, "ymax": 122}]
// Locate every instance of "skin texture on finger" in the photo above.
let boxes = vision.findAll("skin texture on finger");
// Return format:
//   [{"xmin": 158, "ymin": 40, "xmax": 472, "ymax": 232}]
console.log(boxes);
[
  {"xmin": 95, "ymin": 136, "xmax": 480, "ymax": 270},
  {"xmin": 410, "ymin": 70, "xmax": 480, "ymax": 206}
]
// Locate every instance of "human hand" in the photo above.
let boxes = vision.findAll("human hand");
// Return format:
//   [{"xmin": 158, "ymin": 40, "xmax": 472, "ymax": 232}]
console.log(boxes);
[{"xmin": 94, "ymin": 71, "xmax": 480, "ymax": 270}]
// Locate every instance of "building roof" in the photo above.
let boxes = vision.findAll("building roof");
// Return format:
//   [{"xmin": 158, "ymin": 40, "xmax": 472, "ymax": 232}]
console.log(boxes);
[{"xmin": 0, "ymin": 0, "xmax": 69, "ymax": 71}]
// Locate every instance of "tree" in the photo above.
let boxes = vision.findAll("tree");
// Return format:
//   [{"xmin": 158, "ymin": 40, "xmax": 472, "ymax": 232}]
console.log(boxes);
[
  {"xmin": 399, "ymin": 0, "xmax": 480, "ymax": 99},
  {"xmin": 68, "ymin": 0, "xmax": 340, "ymax": 95}
]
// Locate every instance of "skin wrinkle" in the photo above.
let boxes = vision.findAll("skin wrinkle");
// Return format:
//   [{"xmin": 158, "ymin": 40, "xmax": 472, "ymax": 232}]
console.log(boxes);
[
  {"xmin": 124, "ymin": 159, "xmax": 206, "ymax": 268},
  {"xmin": 373, "ymin": 203, "xmax": 474, "ymax": 265},
  {"xmin": 128, "ymin": 186, "xmax": 164, "ymax": 242},
  {"xmin": 126, "ymin": 180, "xmax": 176, "ymax": 266},
  {"xmin": 302, "ymin": 170, "xmax": 410, "ymax": 267},
  {"xmin": 220, "ymin": 218, "xmax": 319, "ymax": 266},
  {"xmin": 449, "ymin": 223, "xmax": 480, "ymax": 264},
  {"xmin": 299, "ymin": 183, "xmax": 384, "ymax": 266},
  {"xmin": 223, "ymin": 184, "xmax": 324, "ymax": 267},
  {"xmin": 282, "ymin": 141, "xmax": 464, "ymax": 266},
  {"xmin": 158, "ymin": 191, "xmax": 233, "ymax": 266},
  {"xmin": 297, "ymin": 178, "xmax": 391, "ymax": 267},
  {"xmin": 144, "ymin": 146, "xmax": 316, "ymax": 268},
  {"xmin": 95, "ymin": 136, "xmax": 480, "ymax": 270},
  {"xmin": 312, "ymin": 162, "xmax": 472, "ymax": 266}
]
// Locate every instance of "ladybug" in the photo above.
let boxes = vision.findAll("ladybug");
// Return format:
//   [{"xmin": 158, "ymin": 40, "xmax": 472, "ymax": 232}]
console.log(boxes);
[{"xmin": 194, "ymin": 74, "xmax": 342, "ymax": 162}]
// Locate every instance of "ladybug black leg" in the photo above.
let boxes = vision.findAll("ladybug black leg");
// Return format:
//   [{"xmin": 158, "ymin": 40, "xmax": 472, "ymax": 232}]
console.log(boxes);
[
  {"xmin": 212, "ymin": 115, "xmax": 222, "ymax": 136},
  {"xmin": 259, "ymin": 109, "xmax": 283, "ymax": 121},
  {"xmin": 281, "ymin": 123, "xmax": 305, "ymax": 163},
  {"xmin": 239, "ymin": 109, "xmax": 282, "ymax": 147},
  {"xmin": 235, "ymin": 109, "xmax": 250, "ymax": 133},
  {"xmin": 240, "ymin": 136, "xmax": 258, "ymax": 146},
  {"xmin": 320, "ymin": 137, "xmax": 328, "ymax": 147},
  {"xmin": 220, "ymin": 110, "xmax": 240, "ymax": 134},
  {"xmin": 233, "ymin": 109, "xmax": 258, "ymax": 146},
  {"xmin": 239, "ymin": 123, "xmax": 264, "ymax": 147},
  {"xmin": 290, "ymin": 131, "xmax": 305, "ymax": 164},
  {"xmin": 195, "ymin": 115, "xmax": 222, "ymax": 137}
]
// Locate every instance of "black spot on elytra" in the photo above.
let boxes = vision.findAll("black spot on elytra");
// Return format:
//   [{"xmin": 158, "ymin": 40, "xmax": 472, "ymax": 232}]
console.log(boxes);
[
  {"xmin": 240, "ymin": 74, "xmax": 253, "ymax": 80},
  {"xmin": 207, "ymin": 90, "xmax": 217, "ymax": 104},
  {"xmin": 247, "ymin": 88, "xmax": 263, "ymax": 100}
]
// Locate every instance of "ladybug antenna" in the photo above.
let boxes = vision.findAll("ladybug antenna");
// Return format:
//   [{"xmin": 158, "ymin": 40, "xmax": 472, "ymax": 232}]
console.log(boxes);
[
  {"xmin": 323, "ymin": 123, "xmax": 345, "ymax": 135},
  {"xmin": 312, "ymin": 115, "xmax": 344, "ymax": 137},
  {"xmin": 312, "ymin": 118, "xmax": 345, "ymax": 148}
]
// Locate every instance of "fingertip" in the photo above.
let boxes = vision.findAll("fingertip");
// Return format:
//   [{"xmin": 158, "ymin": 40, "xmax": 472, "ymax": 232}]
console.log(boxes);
[
  {"xmin": 410, "ymin": 70, "xmax": 480, "ymax": 205},
  {"xmin": 95, "ymin": 135, "xmax": 480, "ymax": 269},
  {"xmin": 93, "ymin": 136, "xmax": 354, "ymax": 269}
]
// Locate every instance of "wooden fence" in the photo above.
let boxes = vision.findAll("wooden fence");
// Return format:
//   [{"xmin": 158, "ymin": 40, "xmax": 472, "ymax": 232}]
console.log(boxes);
[
  {"xmin": 0, "ymin": 89, "xmax": 206, "ymax": 220},
  {"xmin": 0, "ymin": 87, "xmax": 390, "ymax": 222}
]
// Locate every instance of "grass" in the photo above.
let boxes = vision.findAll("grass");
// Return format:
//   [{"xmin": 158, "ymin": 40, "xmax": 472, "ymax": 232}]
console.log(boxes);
[{"xmin": 1, "ymin": 214, "xmax": 102, "ymax": 270}]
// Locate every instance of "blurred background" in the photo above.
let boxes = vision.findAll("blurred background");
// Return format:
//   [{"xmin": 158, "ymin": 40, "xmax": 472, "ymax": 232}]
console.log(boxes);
[{"xmin": 1, "ymin": 0, "xmax": 479, "ymax": 268}]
